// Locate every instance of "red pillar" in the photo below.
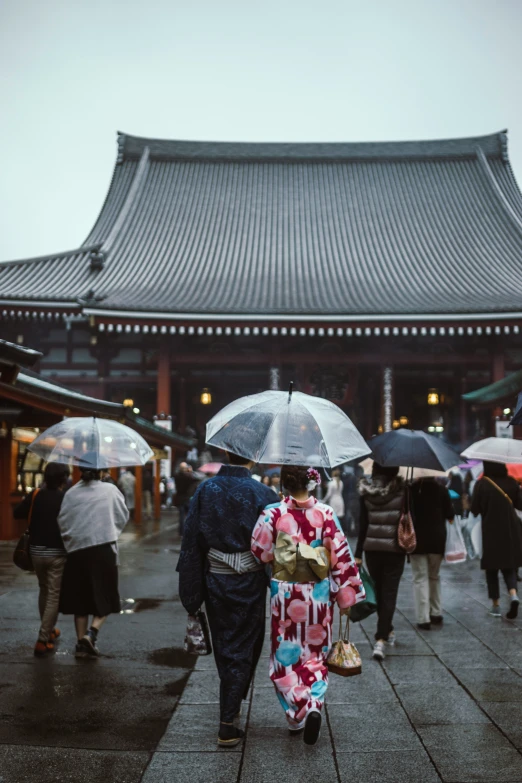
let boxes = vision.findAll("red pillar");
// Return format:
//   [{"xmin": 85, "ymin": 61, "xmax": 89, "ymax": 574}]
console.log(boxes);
[
  {"xmin": 110, "ymin": 467, "xmax": 118, "ymax": 483},
  {"xmin": 72, "ymin": 465, "xmax": 81, "ymax": 485},
  {"xmin": 157, "ymin": 347, "xmax": 171, "ymax": 416},
  {"xmin": 492, "ymin": 352, "xmax": 505, "ymax": 383}
]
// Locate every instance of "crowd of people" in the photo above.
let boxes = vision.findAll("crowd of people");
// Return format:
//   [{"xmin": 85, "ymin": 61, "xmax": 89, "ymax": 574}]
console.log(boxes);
[
  {"xmin": 14, "ymin": 438, "xmax": 522, "ymax": 749},
  {"xmin": 177, "ymin": 450, "xmax": 522, "ymax": 748}
]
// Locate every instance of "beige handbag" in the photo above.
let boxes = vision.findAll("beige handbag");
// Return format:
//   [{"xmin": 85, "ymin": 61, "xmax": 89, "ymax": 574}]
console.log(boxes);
[{"xmin": 327, "ymin": 613, "xmax": 362, "ymax": 677}]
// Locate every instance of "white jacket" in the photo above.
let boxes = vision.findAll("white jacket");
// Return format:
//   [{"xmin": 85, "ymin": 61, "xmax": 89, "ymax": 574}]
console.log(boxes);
[{"xmin": 58, "ymin": 480, "xmax": 129, "ymax": 553}]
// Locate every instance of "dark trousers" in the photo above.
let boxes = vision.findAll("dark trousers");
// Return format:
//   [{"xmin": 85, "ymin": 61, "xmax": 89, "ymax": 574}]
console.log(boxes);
[
  {"xmin": 205, "ymin": 571, "xmax": 267, "ymax": 722},
  {"xmin": 365, "ymin": 550, "xmax": 406, "ymax": 641},
  {"xmin": 486, "ymin": 568, "xmax": 518, "ymax": 601}
]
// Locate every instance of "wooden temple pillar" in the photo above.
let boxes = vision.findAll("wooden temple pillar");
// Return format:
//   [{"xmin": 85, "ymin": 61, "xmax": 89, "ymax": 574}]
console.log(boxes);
[
  {"xmin": 0, "ymin": 429, "xmax": 14, "ymax": 540},
  {"xmin": 157, "ymin": 346, "xmax": 171, "ymax": 417}
]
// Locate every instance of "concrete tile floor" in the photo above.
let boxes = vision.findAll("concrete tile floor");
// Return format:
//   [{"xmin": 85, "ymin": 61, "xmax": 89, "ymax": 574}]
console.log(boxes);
[{"xmin": 3, "ymin": 527, "xmax": 522, "ymax": 782}]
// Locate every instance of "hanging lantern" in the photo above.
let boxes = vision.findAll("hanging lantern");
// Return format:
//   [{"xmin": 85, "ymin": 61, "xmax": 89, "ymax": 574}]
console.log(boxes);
[
  {"xmin": 123, "ymin": 398, "xmax": 134, "ymax": 408},
  {"xmin": 399, "ymin": 416, "xmax": 409, "ymax": 427},
  {"xmin": 200, "ymin": 388, "xmax": 212, "ymax": 405},
  {"xmin": 427, "ymin": 389, "xmax": 439, "ymax": 406},
  {"xmin": 392, "ymin": 419, "xmax": 400, "ymax": 430}
]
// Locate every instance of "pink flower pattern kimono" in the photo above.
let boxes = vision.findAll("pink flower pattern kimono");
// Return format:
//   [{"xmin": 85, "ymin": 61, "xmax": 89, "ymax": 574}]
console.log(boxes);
[{"xmin": 251, "ymin": 495, "xmax": 365, "ymax": 727}]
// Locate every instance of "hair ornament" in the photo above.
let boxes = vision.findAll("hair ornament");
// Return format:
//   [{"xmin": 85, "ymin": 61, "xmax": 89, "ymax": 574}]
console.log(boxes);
[{"xmin": 306, "ymin": 467, "xmax": 321, "ymax": 491}]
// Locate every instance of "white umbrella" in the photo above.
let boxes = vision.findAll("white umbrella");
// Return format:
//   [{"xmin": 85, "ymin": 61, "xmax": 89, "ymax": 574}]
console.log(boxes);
[
  {"xmin": 28, "ymin": 417, "xmax": 153, "ymax": 468},
  {"xmin": 205, "ymin": 388, "xmax": 370, "ymax": 468},
  {"xmin": 461, "ymin": 437, "xmax": 522, "ymax": 465}
]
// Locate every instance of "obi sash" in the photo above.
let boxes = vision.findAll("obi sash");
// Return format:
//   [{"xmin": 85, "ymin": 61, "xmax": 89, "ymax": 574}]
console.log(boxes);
[
  {"xmin": 272, "ymin": 531, "xmax": 330, "ymax": 583},
  {"xmin": 207, "ymin": 548, "xmax": 264, "ymax": 575}
]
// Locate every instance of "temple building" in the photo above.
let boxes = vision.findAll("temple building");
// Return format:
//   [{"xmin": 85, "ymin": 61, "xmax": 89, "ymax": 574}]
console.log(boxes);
[{"xmin": 1, "ymin": 130, "xmax": 522, "ymax": 447}]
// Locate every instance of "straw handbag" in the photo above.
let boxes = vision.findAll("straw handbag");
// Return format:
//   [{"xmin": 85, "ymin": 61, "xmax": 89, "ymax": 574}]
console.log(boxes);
[{"xmin": 327, "ymin": 613, "xmax": 362, "ymax": 677}]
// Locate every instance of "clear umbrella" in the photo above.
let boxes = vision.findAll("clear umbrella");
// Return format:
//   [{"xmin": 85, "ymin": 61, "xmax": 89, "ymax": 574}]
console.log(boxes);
[
  {"xmin": 205, "ymin": 387, "xmax": 370, "ymax": 468},
  {"xmin": 28, "ymin": 417, "xmax": 153, "ymax": 468},
  {"xmin": 461, "ymin": 436, "xmax": 522, "ymax": 465}
]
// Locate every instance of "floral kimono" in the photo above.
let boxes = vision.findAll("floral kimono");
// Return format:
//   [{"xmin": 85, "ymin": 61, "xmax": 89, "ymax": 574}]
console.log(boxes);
[{"xmin": 251, "ymin": 495, "xmax": 365, "ymax": 727}]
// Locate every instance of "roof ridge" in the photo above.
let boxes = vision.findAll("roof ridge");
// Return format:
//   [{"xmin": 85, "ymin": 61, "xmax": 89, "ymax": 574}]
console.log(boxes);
[
  {"xmin": 475, "ymin": 146, "xmax": 522, "ymax": 238},
  {"xmin": 116, "ymin": 130, "xmax": 508, "ymax": 163},
  {"xmin": 0, "ymin": 244, "xmax": 99, "ymax": 268}
]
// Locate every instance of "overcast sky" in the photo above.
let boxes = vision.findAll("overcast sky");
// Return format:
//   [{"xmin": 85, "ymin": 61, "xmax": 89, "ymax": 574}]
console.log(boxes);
[{"xmin": 1, "ymin": 0, "xmax": 521, "ymax": 262}]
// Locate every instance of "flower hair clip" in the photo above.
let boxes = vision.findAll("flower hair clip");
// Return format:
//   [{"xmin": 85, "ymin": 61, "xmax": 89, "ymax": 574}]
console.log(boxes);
[{"xmin": 306, "ymin": 468, "xmax": 321, "ymax": 491}]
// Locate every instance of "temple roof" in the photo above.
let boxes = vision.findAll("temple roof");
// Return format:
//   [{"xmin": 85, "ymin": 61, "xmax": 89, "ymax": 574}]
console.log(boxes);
[{"xmin": 1, "ymin": 130, "xmax": 522, "ymax": 320}]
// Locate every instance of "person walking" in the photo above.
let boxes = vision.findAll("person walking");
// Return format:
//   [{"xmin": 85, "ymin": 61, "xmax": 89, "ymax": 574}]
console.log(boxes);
[
  {"xmin": 251, "ymin": 465, "xmax": 365, "ymax": 746},
  {"xmin": 14, "ymin": 463, "xmax": 70, "ymax": 657},
  {"xmin": 471, "ymin": 461, "xmax": 522, "ymax": 619},
  {"xmin": 355, "ymin": 462, "xmax": 406, "ymax": 661},
  {"xmin": 118, "ymin": 469, "xmax": 136, "ymax": 519},
  {"xmin": 58, "ymin": 457, "xmax": 129, "ymax": 658},
  {"xmin": 323, "ymin": 468, "xmax": 346, "ymax": 529},
  {"xmin": 410, "ymin": 477, "xmax": 454, "ymax": 629},
  {"xmin": 177, "ymin": 451, "xmax": 276, "ymax": 748}
]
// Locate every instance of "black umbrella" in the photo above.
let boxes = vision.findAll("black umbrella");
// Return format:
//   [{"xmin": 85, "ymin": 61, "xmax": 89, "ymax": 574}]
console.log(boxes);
[
  {"xmin": 509, "ymin": 392, "xmax": 522, "ymax": 426},
  {"xmin": 369, "ymin": 429, "xmax": 463, "ymax": 471}
]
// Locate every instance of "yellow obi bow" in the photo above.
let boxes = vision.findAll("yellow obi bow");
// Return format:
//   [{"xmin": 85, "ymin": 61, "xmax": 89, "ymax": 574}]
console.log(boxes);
[{"xmin": 273, "ymin": 531, "xmax": 330, "ymax": 583}]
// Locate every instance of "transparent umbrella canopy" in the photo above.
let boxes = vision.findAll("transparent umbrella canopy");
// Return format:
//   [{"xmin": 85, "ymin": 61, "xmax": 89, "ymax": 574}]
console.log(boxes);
[
  {"xmin": 461, "ymin": 436, "xmax": 522, "ymax": 465},
  {"xmin": 28, "ymin": 417, "xmax": 153, "ymax": 468},
  {"xmin": 205, "ymin": 388, "xmax": 370, "ymax": 468}
]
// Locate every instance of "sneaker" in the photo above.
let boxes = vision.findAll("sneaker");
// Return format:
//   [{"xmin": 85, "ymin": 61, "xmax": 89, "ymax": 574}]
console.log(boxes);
[
  {"xmin": 507, "ymin": 597, "xmax": 520, "ymax": 620},
  {"xmin": 34, "ymin": 640, "xmax": 54, "ymax": 658},
  {"xmin": 303, "ymin": 709, "xmax": 322, "ymax": 746},
  {"xmin": 372, "ymin": 640, "xmax": 386, "ymax": 661},
  {"xmin": 489, "ymin": 605, "xmax": 502, "ymax": 617},
  {"xmin": 417, "ymin": 622, "xmax": 431, "ymax": 631},
  {"xmin": 430, "ymin": 615, "xmax": 443, "ymax": 625},
  {"xmin": 75, "ymin": 635, "xmax": 99, "ymax": 658},
  {"xmin": 387, "ymin": 632, "xmax": 396, "ymax": 647},
  {"xmin": 217, "ymin": 724, "xmax": 245, "ymax": 747}
]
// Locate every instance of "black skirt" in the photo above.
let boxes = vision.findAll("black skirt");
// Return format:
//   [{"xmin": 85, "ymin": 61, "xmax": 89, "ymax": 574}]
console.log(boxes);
[{"xmin": 59, "ymin": 543, "xmax": 120, "ymax": 616}]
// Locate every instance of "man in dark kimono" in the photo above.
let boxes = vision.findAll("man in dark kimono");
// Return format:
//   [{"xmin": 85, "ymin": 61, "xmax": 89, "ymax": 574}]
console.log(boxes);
[{"xmin": 177, "ymin": 452, "xmax": 275, "ymax": 747}]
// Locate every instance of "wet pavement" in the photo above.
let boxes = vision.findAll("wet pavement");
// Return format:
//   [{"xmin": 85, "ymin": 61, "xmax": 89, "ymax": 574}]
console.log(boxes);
[{"xmin": 2, "ymin": 525, "xmax": 522, "ymax": 782}]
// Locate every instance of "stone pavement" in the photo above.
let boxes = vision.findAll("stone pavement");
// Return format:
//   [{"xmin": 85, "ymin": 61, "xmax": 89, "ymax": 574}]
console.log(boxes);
[
  {"xmin": 2, "ymin": 523, "xmax": 522, "ymax": 782},
  {"xmin": 144, "ymin": 552, "xmax": 522, "ymax": 783}
]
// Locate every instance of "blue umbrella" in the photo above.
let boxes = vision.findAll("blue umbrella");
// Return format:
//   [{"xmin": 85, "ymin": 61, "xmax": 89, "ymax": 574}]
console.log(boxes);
[{"xmin": 369, "ymin": 429, "xmax": 462, "ymax": 472}]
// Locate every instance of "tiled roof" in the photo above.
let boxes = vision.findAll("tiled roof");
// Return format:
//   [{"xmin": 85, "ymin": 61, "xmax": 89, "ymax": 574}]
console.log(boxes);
[{"xmin": 1, "ymin": 130, "xmax": 522, "ymax": 319}]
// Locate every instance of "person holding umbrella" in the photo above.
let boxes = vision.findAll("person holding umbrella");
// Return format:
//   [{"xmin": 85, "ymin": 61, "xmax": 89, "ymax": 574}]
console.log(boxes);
[
  {"xmin": 355, "ymin": 463, "xmax": 406, "ymax": 661},
  {"xmin": 251, "ymin": 465, "xmax": 365, "ymax": 745},
  {"xmin": 57, "ymin": 454, "xmax": 129, "ymax": 657},
  {"xmin": 27, "ymin": 417, "xmax": 153, "ymax": 657},
  {"xmin": 470, "ymin": 461, "xmax": 522, "ymax": 619},
  {"xmin": 409, "ymin": 477, "xmax": 454, "ymax": 629}
]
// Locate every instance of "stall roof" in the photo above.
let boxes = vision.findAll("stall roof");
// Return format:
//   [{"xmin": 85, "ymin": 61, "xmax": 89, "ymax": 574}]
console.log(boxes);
[
  {"xmin": 0, "ymin": 342, "xmax": 194, "ymax": 450},
  {"xmin": 462, "ymin": 369, "xmax": 522, "ymax": 406}
]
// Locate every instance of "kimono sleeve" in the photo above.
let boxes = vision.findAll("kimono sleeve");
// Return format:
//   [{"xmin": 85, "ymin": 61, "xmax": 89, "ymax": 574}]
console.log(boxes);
[
  {"xmin": 251, "ymin": 504, "xmax": 280, "ymax": 564},
  {"xmin": 176, "ymin": 486, "xmax": 206, "ymax": 615},
  {"xmin": 324, "ymin": 512, "xmax": 366, "ymax": 608}
]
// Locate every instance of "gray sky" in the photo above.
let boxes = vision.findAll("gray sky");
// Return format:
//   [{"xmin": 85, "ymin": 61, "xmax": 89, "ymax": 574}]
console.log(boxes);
[{"xmin": 1, "ymin": 0, "xmax": 521, "ymax": 262}]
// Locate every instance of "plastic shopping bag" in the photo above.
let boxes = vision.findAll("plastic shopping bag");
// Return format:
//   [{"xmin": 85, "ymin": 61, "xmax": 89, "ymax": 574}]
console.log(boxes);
[
  {"xmin": 470, "ymin": 516, "xmax": 483, "ymax": 560},
  {"xmin": 445, "ymin": 520, "xmax": 467, "ymax": 564}
]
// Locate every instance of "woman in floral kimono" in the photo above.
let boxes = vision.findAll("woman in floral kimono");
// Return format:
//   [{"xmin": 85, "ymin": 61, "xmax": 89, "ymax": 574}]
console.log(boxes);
[{"xmin": 251, "ymin": 465, "xmax": 365, "ymax": 745}]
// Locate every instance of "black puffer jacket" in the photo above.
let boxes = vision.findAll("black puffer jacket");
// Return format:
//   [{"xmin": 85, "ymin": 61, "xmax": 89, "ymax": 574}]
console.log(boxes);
[{"xmin": 355, "ymin": 477, "xmax": 405, "ymax": 557}]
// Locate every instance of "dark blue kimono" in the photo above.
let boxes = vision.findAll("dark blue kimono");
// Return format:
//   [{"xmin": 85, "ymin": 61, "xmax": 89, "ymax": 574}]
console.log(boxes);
[{"xmin": 177, "ymin": 465, "xmax": 276, "ymax": 722}]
